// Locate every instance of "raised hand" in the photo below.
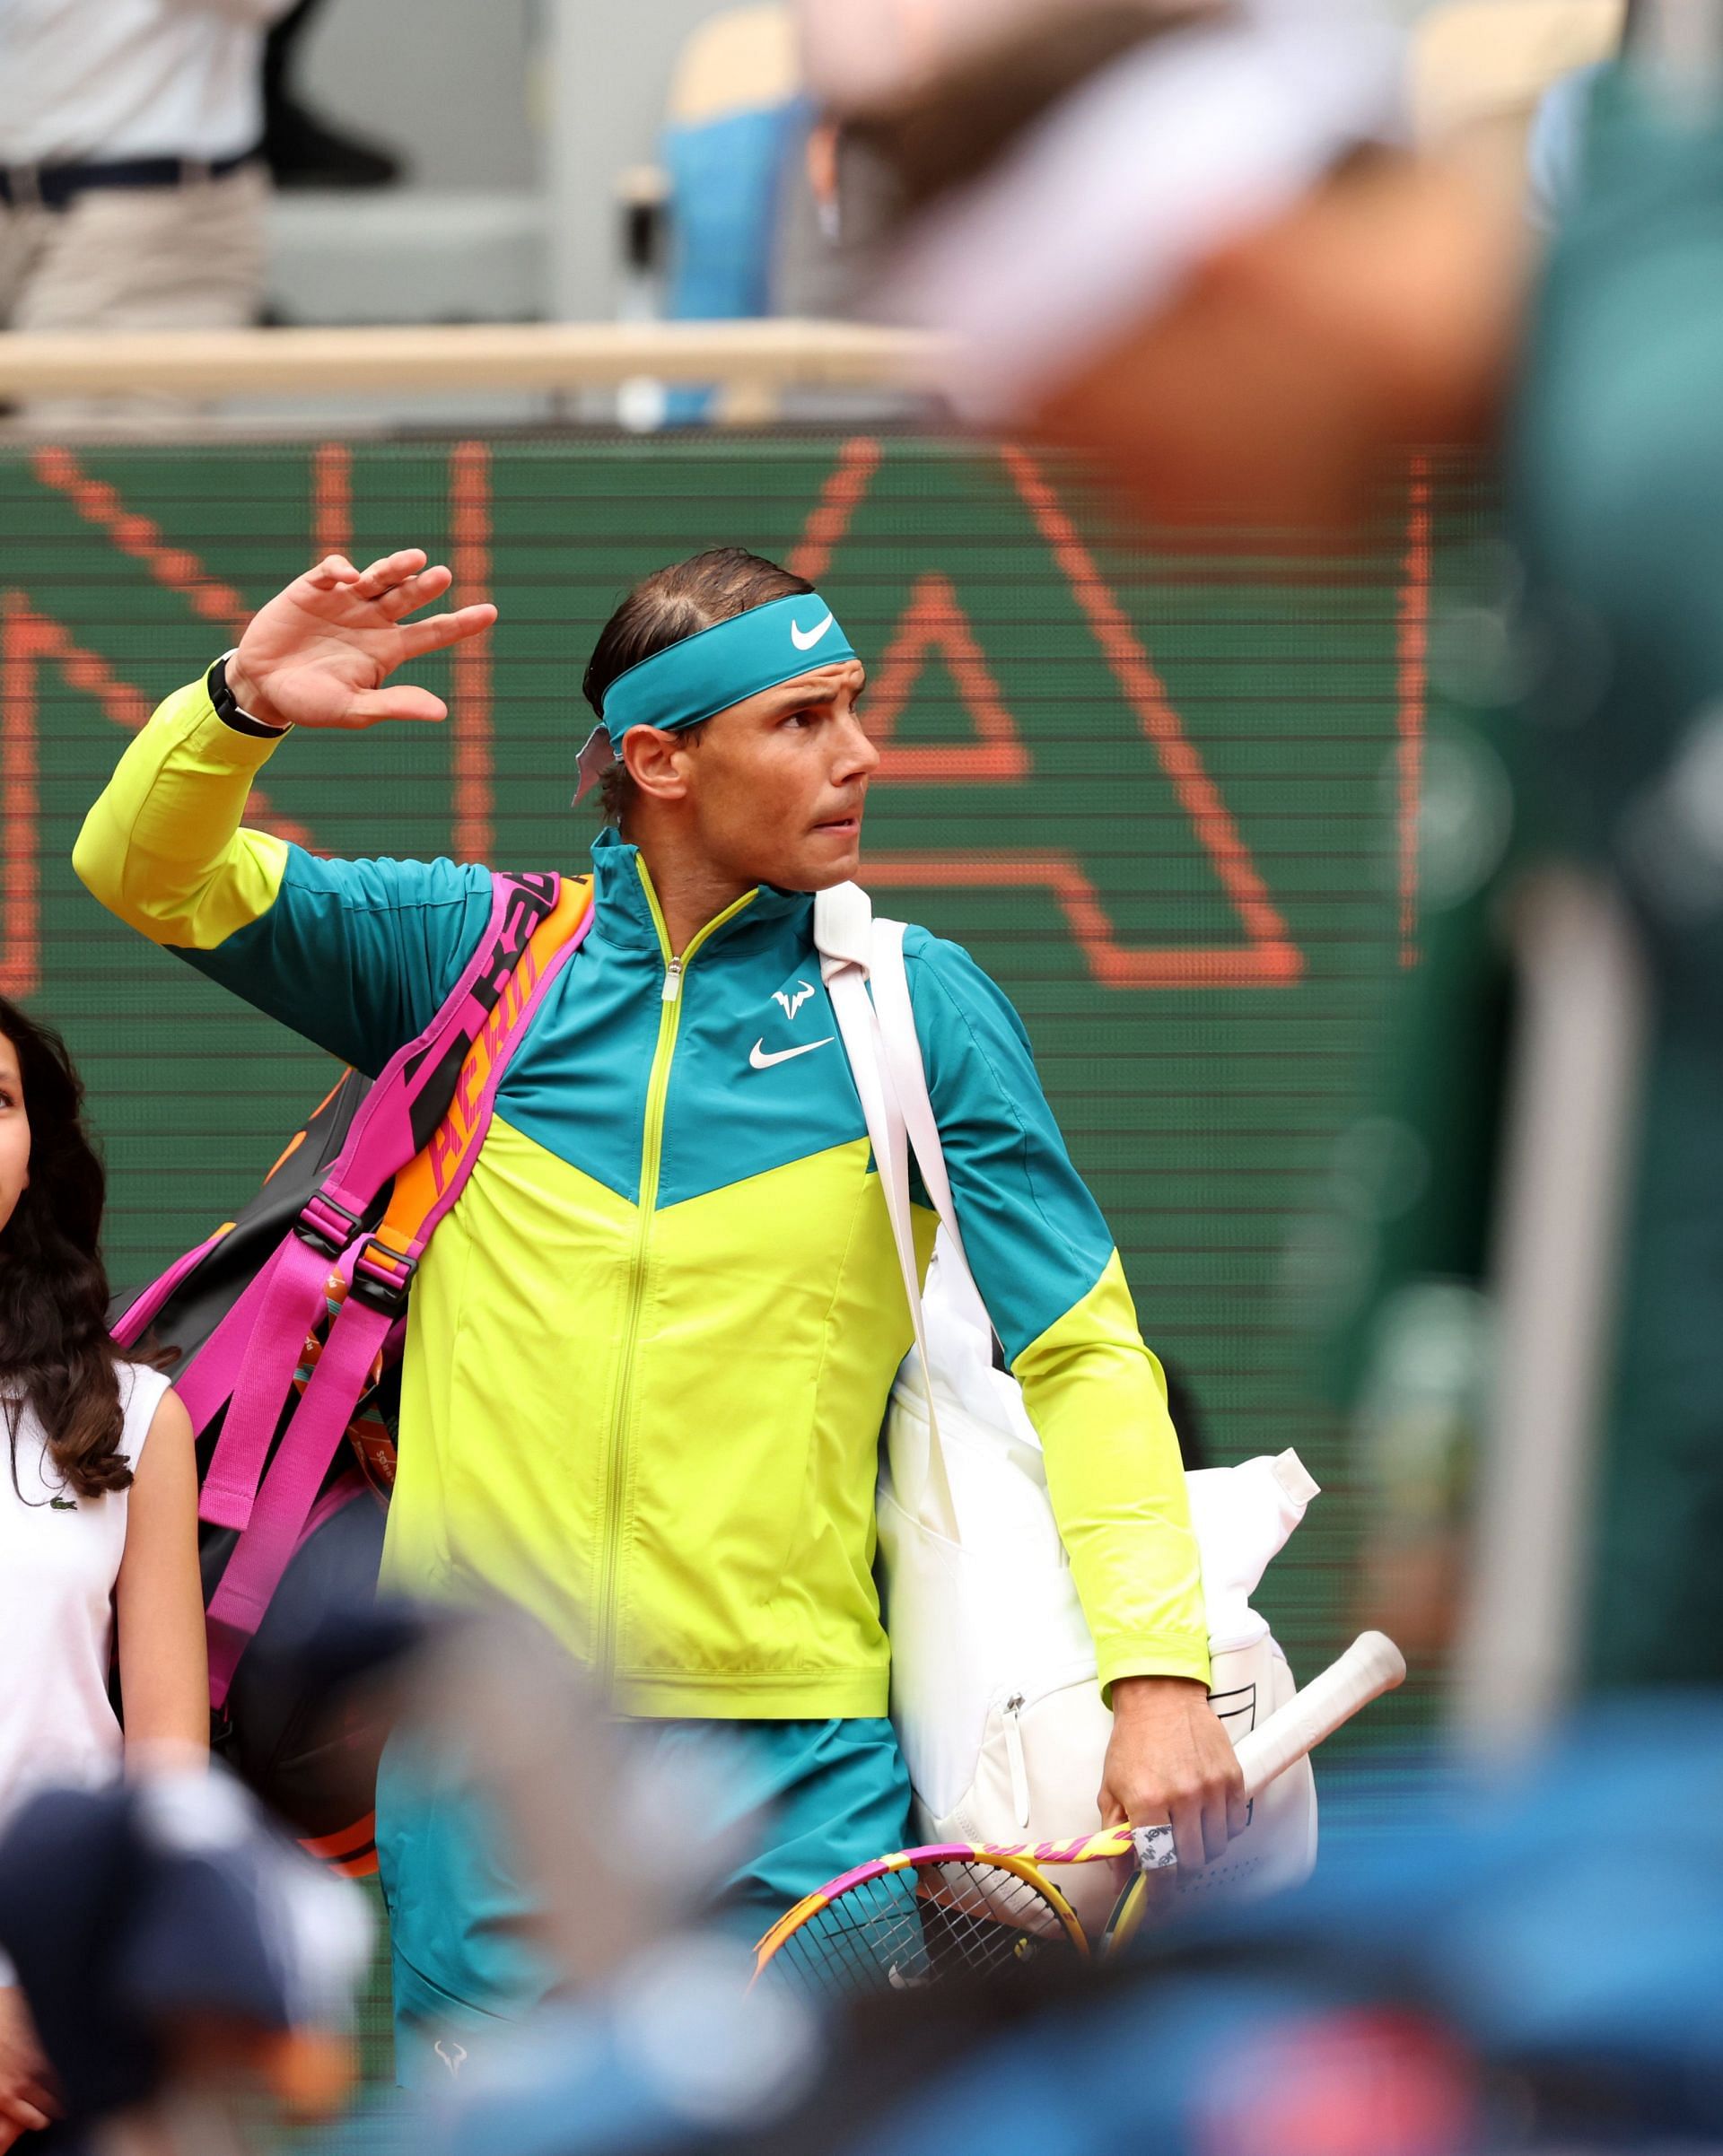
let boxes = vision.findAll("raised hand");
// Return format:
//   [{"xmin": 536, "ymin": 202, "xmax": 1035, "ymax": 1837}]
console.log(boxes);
[{"xmin": 226, "ymin": 549, "xmax": 497, "ymax": 732}]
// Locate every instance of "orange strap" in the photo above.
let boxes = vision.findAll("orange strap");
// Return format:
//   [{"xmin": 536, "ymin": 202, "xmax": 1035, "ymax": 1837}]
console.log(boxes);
[{"xmin": 366, "ymin": 875, "xmax": 594, "ymax": 1276}]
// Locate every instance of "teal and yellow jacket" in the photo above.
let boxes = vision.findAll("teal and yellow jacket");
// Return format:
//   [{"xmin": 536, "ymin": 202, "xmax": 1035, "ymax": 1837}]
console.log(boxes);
[{"xmin": 74, "ymin": 676, "xmax": 1210, "ymax": 1715}]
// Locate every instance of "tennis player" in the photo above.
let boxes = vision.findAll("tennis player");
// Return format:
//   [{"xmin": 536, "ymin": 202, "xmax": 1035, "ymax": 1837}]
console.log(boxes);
[{"xmin": 74, "ymin": 545, "xmax": 1244, "ymax": 2079}]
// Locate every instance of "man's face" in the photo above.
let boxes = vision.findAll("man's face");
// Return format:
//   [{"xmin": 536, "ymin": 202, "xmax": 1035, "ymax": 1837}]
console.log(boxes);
[
  {"xmin": 628, "ymin": 657, "xmax": 879, "ymax": 892},
  {"xmin": 0, "ymin": 1033, "xmax": 31, "ymax": 1241}
]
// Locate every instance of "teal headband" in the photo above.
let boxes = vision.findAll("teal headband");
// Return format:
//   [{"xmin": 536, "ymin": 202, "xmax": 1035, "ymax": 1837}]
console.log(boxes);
[
  {"xmin": 573, "ymin": 591, "xmax": 858, "ymax": 803},
  {"xmin": 604, "ymin": 592, "xmax": 856, "ymax": 742}
]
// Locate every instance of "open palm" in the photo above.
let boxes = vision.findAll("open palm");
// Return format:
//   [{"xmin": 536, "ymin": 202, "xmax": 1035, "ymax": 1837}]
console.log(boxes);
[{"xmin": 230, "ymin": 548, "xmax": 496, "ymax": 731}]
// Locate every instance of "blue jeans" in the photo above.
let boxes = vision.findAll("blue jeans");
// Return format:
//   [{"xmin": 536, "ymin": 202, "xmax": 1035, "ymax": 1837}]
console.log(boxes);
[{"xmin": 376, "ymin": 1715, "xmax": 911, "ymax": 2089}]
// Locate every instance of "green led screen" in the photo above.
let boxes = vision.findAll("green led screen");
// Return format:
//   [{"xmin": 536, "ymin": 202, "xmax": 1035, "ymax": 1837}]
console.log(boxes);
[{"xmin": 0, "ymin": 432, "xmax": 1480, "ymax": 1726}]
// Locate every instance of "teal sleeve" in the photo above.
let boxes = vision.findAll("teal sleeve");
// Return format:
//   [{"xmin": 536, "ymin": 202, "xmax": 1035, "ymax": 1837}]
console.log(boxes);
[
  {"xmin": 176, "ymin": 846, "xmax": 495, "ymax": 1079},
  {"xmin": 903, "ymin": 927, "xmax": 1116, "ymax": 1362},
  {"xmin": 905, "ymin": 928, "xmax": 1209, "ymax": 1689}
]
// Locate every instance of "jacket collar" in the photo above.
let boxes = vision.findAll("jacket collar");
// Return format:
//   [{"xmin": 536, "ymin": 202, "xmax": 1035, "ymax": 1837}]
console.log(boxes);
[{"xmin": 587, "ymin": 827, "xmax": 813, "ymax": 958}]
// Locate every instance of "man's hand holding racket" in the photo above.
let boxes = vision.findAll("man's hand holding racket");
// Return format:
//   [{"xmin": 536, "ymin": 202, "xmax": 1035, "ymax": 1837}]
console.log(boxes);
[
  {"xmin": 225, "ymin": 548, "xmax": 496, "ymax": 733},
  {"xmin": 756, "ymin": 1633, "xmax": 1408, "ymax": 1995},
  {"xmin": 1100, "ymin": 1675, "xmax": 1249, "ymax": 1872}
]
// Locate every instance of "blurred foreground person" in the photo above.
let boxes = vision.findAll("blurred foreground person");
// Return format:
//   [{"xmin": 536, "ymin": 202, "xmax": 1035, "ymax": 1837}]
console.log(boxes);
[
  {"xmin": 827, "ymin": 1701, "xmax": 1723, "ymax": 2156},
  {"xmin": 0, "ymin": 1766, "xmax": 371, "ymax": 2156},
  {"xmin": 413, "ymin": 1700, "xmax": 1723, "ymax": 2156},
  {"xmin": 0, "ymin": 0, "xmax": 293, "ymax": 344},
  {"xmin": 1526, "ymin": 0, "xmax": 1647, "ymax": 227},
  {"xmin": 0, "ymin": 996, "xmax": 207, "ymax": 2147},
  {"xmin": 844, "ymin": 0, "xmax": 1525, "ymax": 530},
  {"xmin": 1354, "ymin": 30, "xmax": 1723, "ymax": 1715},
  {"xmin": 863, "ymin": 0, "xmax": 1723, "ymax": 1715}
]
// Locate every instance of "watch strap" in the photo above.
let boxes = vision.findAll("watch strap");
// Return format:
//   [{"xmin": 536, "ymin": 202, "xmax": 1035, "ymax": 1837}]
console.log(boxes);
[{"xmin": 207, "ymin": 650, "xmax": 290, "ymax": 739}]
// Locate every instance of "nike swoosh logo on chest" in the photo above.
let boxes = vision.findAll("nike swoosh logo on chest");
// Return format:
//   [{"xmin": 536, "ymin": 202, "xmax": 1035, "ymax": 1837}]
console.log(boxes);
[{"xmin": 748, "ymin": 1036, "xmax": 835, "ymax": 1070}]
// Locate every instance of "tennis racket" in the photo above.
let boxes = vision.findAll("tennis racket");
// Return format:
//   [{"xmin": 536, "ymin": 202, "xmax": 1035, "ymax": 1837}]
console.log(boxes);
[
  {"xmin": 1102, "ymin": 1628, "xmax": 1408, "ymax": 1951},
  {"xmin": 756, "ymin": 1630, "xmax": 1405, "ymax": 1998},
  {"xmin": 751, "ymin": 1826, "xmax": 1136, "ymax": 2000}
]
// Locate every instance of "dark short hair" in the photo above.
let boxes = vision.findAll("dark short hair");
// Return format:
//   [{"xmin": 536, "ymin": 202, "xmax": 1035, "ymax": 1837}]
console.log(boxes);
[{"xmin": 582, "ymin": 547, "xmax": 815, "ymax": 824}]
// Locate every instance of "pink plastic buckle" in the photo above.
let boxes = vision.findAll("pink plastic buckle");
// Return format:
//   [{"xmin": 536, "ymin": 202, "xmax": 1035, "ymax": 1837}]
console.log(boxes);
[{"xmin": 295, "ymin": 1191, "xmax": 364, "ymax": 1260}]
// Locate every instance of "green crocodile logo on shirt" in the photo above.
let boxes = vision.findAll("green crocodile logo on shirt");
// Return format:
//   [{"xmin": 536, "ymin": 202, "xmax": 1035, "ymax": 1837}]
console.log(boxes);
[{"xmin": 48, "ymin": 1494, "xmax": 77, "ymax": 1511}]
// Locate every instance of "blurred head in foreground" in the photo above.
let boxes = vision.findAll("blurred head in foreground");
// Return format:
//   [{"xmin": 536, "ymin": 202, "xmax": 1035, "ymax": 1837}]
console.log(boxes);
[
  {"xmin": 0, "ymin": 1768, "xmax": 371, "ymax": 2150},
  {"xmin": 834, "ymin": 0, "xmax": 1531, "ymax": 529}
]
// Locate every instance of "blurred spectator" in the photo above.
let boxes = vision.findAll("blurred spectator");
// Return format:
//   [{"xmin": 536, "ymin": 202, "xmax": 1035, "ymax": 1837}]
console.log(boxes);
[
  {"xmin": 262, "ymin": 0, "xmax": 402, "ymax": 189},
  {"xmin": 857, "ymin": 1, "xmax": 1448, "ymax": 531},
  {"xmin": 1526, "ymin": 62, "xmax": 1606, "ymax": 227},
  {"xmin": 0, "ymin": 0, "xmax": 294, "ymax": 336},
  {"xmin": 644, "ymin": 6, "xmax": 808, "ymax": 424},
  {"xmin": 1526, "ymin": 0, "xmax": 1644, "ymax": 227},
  {"xmin": 0, "ymin": 1768, "xmax": 371, "ymax": 2153},
  {"xmin": 859, "ymin": 0, "xmax": 1723, "ymax": 1711},
  {"xmin": 797, "ymin": 0, "xmax": 1228, "ymax": 120},
  {"xmin": 661, "ymin": 6, "xmax": 803, "ymax": 327}
]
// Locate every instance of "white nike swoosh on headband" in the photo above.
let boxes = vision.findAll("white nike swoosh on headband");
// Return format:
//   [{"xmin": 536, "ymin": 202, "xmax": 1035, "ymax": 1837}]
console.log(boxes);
[
  {"xmin": 790, "ymin": 611, "xmax": 835, "ymax": 651},
  {"xmin": 749, "ymin": 1036, "xmax": 835, "ymax": 1070}
]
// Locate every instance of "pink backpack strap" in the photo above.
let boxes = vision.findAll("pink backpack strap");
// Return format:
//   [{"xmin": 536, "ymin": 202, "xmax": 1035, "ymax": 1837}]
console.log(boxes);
[
  {"xmin": 112, "ymin": 1225, "xmax": 229, "ymax": 1349},
  {"xmin": 204, "ymin": 874, "xmax": 595, "ymax": 1707},
  {"xmin": 206, "ymin": 1258, "xmax": 393, "ymax": 1698},
  {"xmin": 192, "ymin": 871, "xmax": 564, "ymax": 1532}
]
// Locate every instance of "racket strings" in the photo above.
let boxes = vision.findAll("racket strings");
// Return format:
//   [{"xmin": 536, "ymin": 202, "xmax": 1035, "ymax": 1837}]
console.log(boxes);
[
  {"xmin": 919, "ymin": 1859, "xmax": 1065, "ymax": 1938},
  {"xmin": 780, "ymin": 1871, "xmax": 922, "ymax": 2002},
  {"xmin": 762, "ymin": 1857, "xmax": 1080, "ymax": 2002}
]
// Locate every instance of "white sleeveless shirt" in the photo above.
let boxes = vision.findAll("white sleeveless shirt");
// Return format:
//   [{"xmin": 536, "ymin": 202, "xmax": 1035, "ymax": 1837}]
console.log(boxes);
[{"xmin": 0, "ymin": 1361, "xmax": 173, "ymax": 1825}]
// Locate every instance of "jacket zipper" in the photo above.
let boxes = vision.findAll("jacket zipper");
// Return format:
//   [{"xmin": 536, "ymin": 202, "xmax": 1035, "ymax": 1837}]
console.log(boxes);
[
  {"xmin": 1002, "ymin": 1693, "xmax": 1030, "ymax": 1829},
  {"xmin": 593, "ymin": 872, "xmax": 757, "ymax": 1686},
  {"xmin": 996, "ymin": 1659, "xmax": 1097, "ymax": 1831}
]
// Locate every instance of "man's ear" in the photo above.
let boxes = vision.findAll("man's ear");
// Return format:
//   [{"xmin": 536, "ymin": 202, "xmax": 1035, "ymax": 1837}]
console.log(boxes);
[{"xmin": 622, "ymin": 726, "xmax": 693, "ymax": 804}]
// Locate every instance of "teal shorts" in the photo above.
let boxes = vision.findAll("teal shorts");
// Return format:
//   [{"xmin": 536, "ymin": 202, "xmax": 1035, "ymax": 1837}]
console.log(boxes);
[{"xmin": 376, "ymin": 1715, "xmax": 911, "ymax": 2091}]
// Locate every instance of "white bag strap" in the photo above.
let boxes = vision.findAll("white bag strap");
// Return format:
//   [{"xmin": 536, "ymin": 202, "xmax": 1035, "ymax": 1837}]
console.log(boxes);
[
  {"xmin": 865, "ymin": 919, "xmax": 994, "ymax": 1342},
  {"xmin": 815, "ymin": 884, "xmax": 959, "ymax": 1541}
]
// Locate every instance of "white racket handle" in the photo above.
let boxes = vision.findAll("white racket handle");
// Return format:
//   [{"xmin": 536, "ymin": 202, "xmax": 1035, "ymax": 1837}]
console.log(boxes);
[{"xmin": 1234, "ymin": 1630, "xmax": 1406, "ymax": 1798}]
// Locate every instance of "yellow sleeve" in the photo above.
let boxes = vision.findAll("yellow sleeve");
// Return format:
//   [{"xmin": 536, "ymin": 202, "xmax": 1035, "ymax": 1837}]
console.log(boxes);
[
  {"xmin": 72, "ymin": 676, "xmax": 290, "ymax": 949},
  {"xmin": 76, "ymin": 675, "xmax": 496, "ymax": 1078},
  {"xmin": 1015, "ymin": 1251, "xmax": 1211, "ymax": 1698}
]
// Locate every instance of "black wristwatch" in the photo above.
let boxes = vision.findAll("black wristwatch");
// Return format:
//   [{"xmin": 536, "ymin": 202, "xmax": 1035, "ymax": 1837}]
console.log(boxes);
[{"xmin": 207, "ymin": 650, "xmax": 290, "ymax": 738}]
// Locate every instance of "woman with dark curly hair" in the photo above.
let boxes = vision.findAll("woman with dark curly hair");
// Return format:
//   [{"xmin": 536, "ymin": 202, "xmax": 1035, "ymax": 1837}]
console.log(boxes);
[{"xmin": 0, "ymin": 996, "xmax": 206, "ymax": 2150}]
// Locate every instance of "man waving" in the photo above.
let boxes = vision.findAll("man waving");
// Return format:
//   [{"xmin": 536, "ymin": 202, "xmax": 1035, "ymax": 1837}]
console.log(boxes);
[{"xmin": 75, "ymin": 542, "xmax": 1241, "ymax": 2077}]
